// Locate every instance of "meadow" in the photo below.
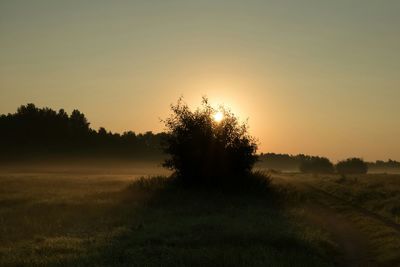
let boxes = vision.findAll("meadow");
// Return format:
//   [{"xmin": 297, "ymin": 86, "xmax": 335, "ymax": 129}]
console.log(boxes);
[{"xmin": 0, "ymin": 163, "xmax": 399, "ymax": 266}]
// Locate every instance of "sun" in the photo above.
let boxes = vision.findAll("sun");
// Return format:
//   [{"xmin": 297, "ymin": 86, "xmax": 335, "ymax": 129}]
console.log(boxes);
[{"xmin": 213, "ymin": 111, "xmax": 224, "ymax": 122}]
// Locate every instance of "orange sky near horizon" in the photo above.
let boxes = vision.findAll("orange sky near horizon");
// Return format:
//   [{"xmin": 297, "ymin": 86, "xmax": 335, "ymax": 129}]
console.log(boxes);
[{"xmin": 1, "ymin": 1, "xmax": 399, "ymax": 161}]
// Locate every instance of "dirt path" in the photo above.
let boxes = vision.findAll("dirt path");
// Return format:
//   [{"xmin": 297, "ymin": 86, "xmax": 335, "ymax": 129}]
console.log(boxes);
[
  {"xmin": 274, "ymin": 175, "xmax": 395, "ymax": 267},
  {"xmin": 302, "ymin": 199, "xmax": 375, "ymax": 267},
  {"xmin": 282, "ymin": 173, "xmax": 400, "ymax": 266},
  {"xmin": 301, "ymin": 182, "xmax": 400, "ymax": 267},
  {"xmin": 306, "ymin": 183, "xmax": 400, "ymax": 233}
]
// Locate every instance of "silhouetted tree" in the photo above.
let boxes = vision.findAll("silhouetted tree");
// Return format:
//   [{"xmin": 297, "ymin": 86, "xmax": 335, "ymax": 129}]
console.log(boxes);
[
  {"xmin": 336, "ymin": 158, "xmax": 368, "ymax": 174},
  {"xmin": 0, "ymin": 103, "xmax": 166, "ymax": 160},
  {"xmin": 299, "ymin": 156, "xmax": 334, "ymax": 174},
  {"xmin": 162, "ymin": 97, "xmax": 258, "ymax": 184}
]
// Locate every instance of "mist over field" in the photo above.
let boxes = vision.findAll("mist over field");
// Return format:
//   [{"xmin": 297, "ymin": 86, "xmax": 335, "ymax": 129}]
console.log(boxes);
[{"xmin": 0, "ymin": 159, "xmax": 167, "ymax": 176}]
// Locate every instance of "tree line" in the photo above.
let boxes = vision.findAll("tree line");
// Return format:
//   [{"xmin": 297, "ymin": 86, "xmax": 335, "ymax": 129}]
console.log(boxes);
[
  {"xmin": 1, "ymin": 103, "xmax": 398, "ymax": 174},
  {"xmin": 0, "ymin": 103, "xmax": 166, "ymax": 160},
  {"xmin": 368, "ymin": 159, "xmax": 400, "ymax": 170},
  {"xmin": 259, "ymin": 153, "xmax": 400, "ymax": 174}
]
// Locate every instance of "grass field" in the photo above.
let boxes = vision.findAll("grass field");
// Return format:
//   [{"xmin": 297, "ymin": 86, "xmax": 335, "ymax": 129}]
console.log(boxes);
[{"xmin": 1, "ymin": 164, "xmax": 399, "ymax": 266}]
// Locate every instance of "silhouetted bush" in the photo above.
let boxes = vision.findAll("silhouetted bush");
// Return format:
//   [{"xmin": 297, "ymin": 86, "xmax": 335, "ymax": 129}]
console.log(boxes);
[
  {"xmin": 299, "ymin": 156, "xmax": 334, "ymax": 174},
  {"xmin": 162, "ymin": 98, "xmax": 258, "ymax": 184},
  {"xmin": 336, "ymin": 158, "xmax": 368, "ymax": 174}
]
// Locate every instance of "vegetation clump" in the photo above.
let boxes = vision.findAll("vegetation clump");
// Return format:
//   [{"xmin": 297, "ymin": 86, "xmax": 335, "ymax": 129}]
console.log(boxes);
[
  {"xmin": 162, "ymin": 97, "xmax": 258, "ymax": 185},
  {"xmin": 299, "ymin": 156, "xmax": 334, "ymax": 174},
  {"xmin": 336, "ymin": 158, "xmax": 368, "ymax": 174}
]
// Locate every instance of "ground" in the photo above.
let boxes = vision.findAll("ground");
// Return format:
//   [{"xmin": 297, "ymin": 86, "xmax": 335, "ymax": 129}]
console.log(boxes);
[{"xmin": 0, "ymin": 163, "xmax": 399, "ymax": 266}]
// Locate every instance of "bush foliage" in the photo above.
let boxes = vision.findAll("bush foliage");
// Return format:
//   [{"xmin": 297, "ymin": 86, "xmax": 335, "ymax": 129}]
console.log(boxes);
[{"xmin": 162, "ymin": 98, "xmax": 258, "ymax": 184}]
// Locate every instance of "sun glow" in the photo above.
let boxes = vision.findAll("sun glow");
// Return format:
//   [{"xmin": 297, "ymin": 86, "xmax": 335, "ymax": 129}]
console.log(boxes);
[{"xmin": 213, "ymin": 111, "xmax": 224, "ymax": 122}]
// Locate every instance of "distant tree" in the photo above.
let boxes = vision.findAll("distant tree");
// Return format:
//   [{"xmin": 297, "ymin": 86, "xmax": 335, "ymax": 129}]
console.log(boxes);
[
  {"xmin": 69, "ymin": 110, "xmax": 90, "ymax": 132},
  {"xmin": 299, "ymin": 156, "xmax": 334, "ymax": 174},
  {"xmin": 258, "ymin": 153, "xmax": 303, "ymax": 171},
  {"xmin": 162, "ymin": 97, "xmax": 258, "ymax": 184},
  {"xmin": 336, "ymin": 158, "xmax": 368, "ymax": 174}
]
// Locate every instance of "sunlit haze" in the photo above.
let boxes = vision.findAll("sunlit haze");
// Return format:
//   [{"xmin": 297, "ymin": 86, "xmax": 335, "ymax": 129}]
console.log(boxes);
[{"xmin": 1, "ymin": 1, "xmax": 399, "ymax": 161}]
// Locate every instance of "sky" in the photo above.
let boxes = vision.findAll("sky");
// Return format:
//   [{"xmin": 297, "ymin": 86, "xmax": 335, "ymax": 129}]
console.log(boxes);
[{"xmin": 1, "ymin": 0, "xmax": 399, "ymax": 161}]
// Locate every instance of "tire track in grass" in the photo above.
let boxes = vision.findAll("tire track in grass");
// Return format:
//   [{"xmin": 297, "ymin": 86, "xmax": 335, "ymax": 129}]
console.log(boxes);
[
  {"xmin": 302, "ymin": 204, "xmax": 374, "ymax": 267},
  {"xmin": 274, "ymin": 175, "xmax": 375, "ymax": 266},
  {"xmin": 297, "ymin": 179, "xmax": 400, "ymax": 267},
  {"xmin": 305, "ymin": 184, "xmax": 400, "ymax": 233}
]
